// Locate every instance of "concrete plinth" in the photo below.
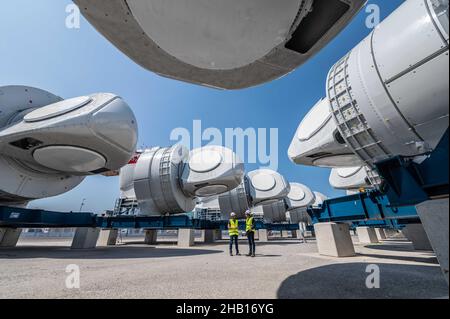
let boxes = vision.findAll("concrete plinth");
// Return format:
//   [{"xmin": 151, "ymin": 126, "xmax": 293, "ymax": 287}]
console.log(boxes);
[
  {"xmin": 144, "ymin": 230, "xmax": 158, "ymax": 245},
  {"xmin": 384, "ymin": 229, "xmax": 400, "ymax": 238},
  {"xmin": 375, "ymin": 228, "xmax": 387, "ymax": 241},
  {"xmin": 200, "ymin": 230, "xmax": 215, "ymax": 243},
  {"xmin": 178, "ymin": 229, "xmax": 195, "ymax": 247},
  {"xmin": 214, "ymin": 230, "xmax": 223, "ymax": 241},
  {"xmin": 357, "ymin": 227, "xmax": 379, "ymax": 244},
  {"xmin": 314, "ymin": 223, "xmax": 356, "ymax": 257},
  {"xmin": 291, "ymin": 230, "xmax": 298, "ymax": 239},
  {"xmin": 416, "ymin": 199, "xmax": 449, "ymax": 285},
  {"xmin": 71, "ymin": 228, "xmax": 100, "ymax": 249},
  {"xmin": 98, "ymin": 229, "xmax": 119, "ymax": 246},
  {"xmin": 258, "ymin": 229, "xmax": 269, "ymax": 242},
  {"xmin": 402, "ymin": 224, "xmax": 433, "ymax": 251},
  {"xmin": 0, "ymin": 228, "xmax": 22, "ymax": 247}
]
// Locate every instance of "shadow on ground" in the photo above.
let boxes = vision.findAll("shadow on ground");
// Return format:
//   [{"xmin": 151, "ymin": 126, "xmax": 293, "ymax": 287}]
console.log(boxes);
[
  {"xmin": 277, "ymin": 263, "xmax": 448, "ymax": 299},
  {"xmin": 0, "ymin": 246, "xmax": 221, "ymax": 260}
]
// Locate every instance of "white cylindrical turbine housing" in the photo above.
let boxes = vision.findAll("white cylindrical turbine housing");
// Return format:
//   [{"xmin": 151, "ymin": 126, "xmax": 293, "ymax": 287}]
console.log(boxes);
[
  {"xmin": 327, "ymin": 0, "xmax": 449, "ymax": 168},
  {"xmin": 262, "ymin": 200, "xmax": 288, "ymax": 223},
  {"xmin": 218, "ymin": 169, "xmax": 291, "ymax": 219},
  {"xmin": 0, "ymin": 85, "xmax": 138, "ymax": 205},
  {"xmin": 133, "ymin": 145, "xmax": 244, "ymax": 216},
  {"xmin": 74, "ymin": 0, "xmax": 365, "ymax": 89}
]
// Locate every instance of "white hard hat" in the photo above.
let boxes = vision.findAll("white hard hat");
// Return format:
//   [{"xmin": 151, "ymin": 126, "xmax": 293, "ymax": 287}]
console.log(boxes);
[
  {"xmin": 231, "ymin": 212, "xmax": 237, "ymax": 217},
  {"xmin": 245, "ymin": 210, "xmax": 252, "ymax": 215}
]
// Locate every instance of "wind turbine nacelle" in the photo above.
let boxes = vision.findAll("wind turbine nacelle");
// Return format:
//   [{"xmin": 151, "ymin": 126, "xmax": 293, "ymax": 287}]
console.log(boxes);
[
  {"xmin": 290, "ymin": 0, "xmax": 449, "ymax": 170},
  {"xmin": 288, "ymin": 98, "xmax": 362, "ymax": 168},
  {"xmin": 132, "ymin": 145, "xmax": 244, "ymax": 216},
  {"xmin": 285, "ymin": 182, "xmax": 316, "ymax": 224},
  {"xmin": 312, "ymin": 191, "xmax": 328, "ymax": 208},
  {"xmin": 0, "ymin": 86, "xmax": 138, "ymax": 206},
  {"xmin": 330, "ymin": 0, "xmax": 448, "ymax": 168},
  {"xmin": 261, "ymin": 200, "xmax": 287, "ymax": 223},
  {"xmin": 74, "ymin": 0, "xmax": 365, "ymax": 89},
  {"xmin": 329, "ymin": 166, "xmax": 371, "ymax": 191},
  {"xmin": 285, "ymin": 183, "xmax": 316, "ymax": 211},
  {"xmin": 218, "ymin": 169, "xmax": 290, "ymax": 219}
]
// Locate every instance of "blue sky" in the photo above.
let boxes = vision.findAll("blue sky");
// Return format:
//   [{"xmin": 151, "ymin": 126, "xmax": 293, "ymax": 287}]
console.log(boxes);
[{"xmin": 0, "ymin": 0, "xmax": 404, "ymax": 213}]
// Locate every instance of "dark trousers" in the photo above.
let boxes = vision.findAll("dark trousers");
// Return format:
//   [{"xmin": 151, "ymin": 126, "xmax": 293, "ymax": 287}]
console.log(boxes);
[
  {"xmin": 247, "ymin": 231, "xmax": 256, "ymax": 255},
  {"xmin": 229, "ymin": 235, "xmax": 239, "ymax": 254}
]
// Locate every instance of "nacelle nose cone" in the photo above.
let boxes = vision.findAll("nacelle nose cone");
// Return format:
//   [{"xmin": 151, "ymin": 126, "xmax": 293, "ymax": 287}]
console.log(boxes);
[
  {"xmin": 182, "ymin": 145, "xmax": 245, "ymax": 197},
  {"xmin": 247, "ymin": 169, "xmax": 290, "ymax": 206},
  {"xmin": 288, "ymin": 98, "xmax": 362, "ymax": 168}
]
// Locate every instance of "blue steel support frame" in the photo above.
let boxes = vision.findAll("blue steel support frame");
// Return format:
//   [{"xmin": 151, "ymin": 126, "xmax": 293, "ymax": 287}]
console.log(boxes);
[
  {"xmin": 0, "ymin": 206, "xmax": 299, "ymax": 231},
  {"xmin": 375, "ymin": 129, "xmax": 449, "ymax": 207},
  {"xmin": 307, "ymin": 191, "xmax": 419, "ymax": 226}
]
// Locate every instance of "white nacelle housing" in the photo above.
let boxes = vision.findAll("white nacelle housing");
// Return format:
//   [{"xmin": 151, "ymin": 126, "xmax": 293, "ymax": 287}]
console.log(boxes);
[
  {"xmin": 288, "ymin": 98, "xmax": 362, "ymax": 167},
  {"xmin": 0, "ymin": 86, "xmax": 138, "ymax": 206},
  {"xmin": 74, "ymin": 0, "xmax": 365, "ymax": 89},
  {"xmin": 289, "ymin": 0, "xmax": 449, "ymax": 174},
  {"xmin": 329, "ymin": 166, "xmax": 371, "ymax": 191},
  {"xmin": 218, "ymin": 169, "xmax": 290, "ymax": 219},
  {"xmin": 262, "ymin": 200, "xmax": 288, "ymax": 223},
  {"xmin": 131, "ymin": 145, "xmax": 244, "ymax": 216},
  {"xmin": 327, "ymin": 0, "xmax": 449, "ymax": 168},
  {"xmin": 312, "ymin": 191, "xmax": 328, "ymax": 208},
  {"xmin": 285, "ymin": 183, "xmax": 316, "ymax": 224},
  {"xmin": 182, "ymin": 146, "xmax": 245, "ymax": 197}
]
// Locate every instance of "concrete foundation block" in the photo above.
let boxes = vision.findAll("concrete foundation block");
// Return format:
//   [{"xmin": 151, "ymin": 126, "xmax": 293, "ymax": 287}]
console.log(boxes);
[
  {"xmin": 357, "ymin": 227, "xmax": 379, "ymax": 244},
  {"xmin": 214, "ymin": 230, "xmax": 223, "ymax": 241},
  {"xmin": 416, "ymin": 199, "xmax": 449, "ymax": 285},
  {"xmin": 71, "ymin": 228, "xmax": 100, "ymax": 249},
  {"xmin": 144, "ymin": 230, "xmax": 158, "ymax": 245},
  {"xmin": 178, "ymin": 229, "xmax": 195, "ymax": 247},
  {"xmin": 258, "ymin": 229, "xmax": 269, "ymax": 242},
  {"xmin": 0, "ymin": 228, "xmax": 22, "ymax": 247},
  {"xmin": 384, "ymin": 229, "xmax": 400, "ymax": 238},
  {"xmin": 200, "ymin": 230, "xmax": 215, "ymax": 243},
  {"xmin": 98, "ymin": 229, "xmax": 119, "ymax": 246},
  {"xmin": 314, "ymin": 223, "xmax": 356, "ymax": 257},
  {"xmin": 403, "ymin": 224, "xmax": 433, "ymax": 251},
  {"xmin": 375, "ymin": 228, "xmax": 387, "ymax": 241}
]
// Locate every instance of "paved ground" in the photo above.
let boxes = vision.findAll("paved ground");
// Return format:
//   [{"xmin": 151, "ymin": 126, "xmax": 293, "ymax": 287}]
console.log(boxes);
[{"xmin": 0, "ymin": 235, "xmax": 448, "ymax": 299}]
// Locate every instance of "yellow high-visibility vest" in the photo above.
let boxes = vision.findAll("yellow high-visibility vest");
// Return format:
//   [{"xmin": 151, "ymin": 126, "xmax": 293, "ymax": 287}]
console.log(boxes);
[
  {"xmin": 228, "ymin": 219, "xmax": 239, "ymax": 236},
  {"xmin": 246, "ymin": 217, "xmax": 255, "ymax": 233}
]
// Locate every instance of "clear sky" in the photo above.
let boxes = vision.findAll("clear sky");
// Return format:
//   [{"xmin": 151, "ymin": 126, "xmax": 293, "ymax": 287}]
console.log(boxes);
[{"xmin": 0, "ymin": 0, "xmax": 404, "ymax": 213}]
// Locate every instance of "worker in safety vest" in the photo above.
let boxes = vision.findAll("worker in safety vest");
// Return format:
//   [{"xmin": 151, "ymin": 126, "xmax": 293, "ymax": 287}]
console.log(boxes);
[
  {"xmin": 245, "ymin": 210, "xmax": 256, "ymax": 257},
  {"xmin": 228, "ymin": 212, "xmax": 240, "ymax": 256}
]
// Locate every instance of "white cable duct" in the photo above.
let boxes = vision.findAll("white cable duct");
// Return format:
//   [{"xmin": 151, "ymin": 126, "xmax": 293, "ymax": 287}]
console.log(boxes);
[
  {"xmin": 0, "ymin": 85, "xmax": 138, "ymax": 206},
  {"xmin": 131, "ymin": 145, "xmax": 244, "ymax": 216},
  {"xmin": 74, "ymin": 0, "xmax": 365, "ymax": 89}
]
